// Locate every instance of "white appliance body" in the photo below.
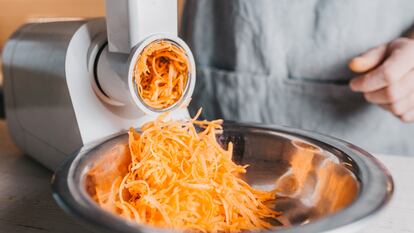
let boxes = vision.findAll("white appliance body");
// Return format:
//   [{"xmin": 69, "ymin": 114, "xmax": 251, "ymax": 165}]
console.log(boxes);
[{"xmin": 3, "ymin": 19, "xmax": 192, "ymax": 170}]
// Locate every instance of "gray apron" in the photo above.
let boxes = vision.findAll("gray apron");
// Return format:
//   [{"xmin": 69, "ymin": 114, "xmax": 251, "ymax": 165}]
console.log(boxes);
[{"xmin": 181, "ymin": 0, "xmax": 414, "ymax": 155}]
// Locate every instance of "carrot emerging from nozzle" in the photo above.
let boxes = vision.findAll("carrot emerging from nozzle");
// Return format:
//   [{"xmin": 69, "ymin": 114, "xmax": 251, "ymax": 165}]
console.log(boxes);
[
  {"xmin": 91, "ymin": 109, "xmax": 281, "ymax": 233},
  {"xmin": 134, "ymin": 40, "xmax": 189, "ymax": 110}
]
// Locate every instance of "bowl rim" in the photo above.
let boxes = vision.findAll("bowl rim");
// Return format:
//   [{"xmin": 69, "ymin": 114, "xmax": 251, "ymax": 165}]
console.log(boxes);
[{"xmin": 52, "ymin": 122, "xmax": 394, "ymax": 233}]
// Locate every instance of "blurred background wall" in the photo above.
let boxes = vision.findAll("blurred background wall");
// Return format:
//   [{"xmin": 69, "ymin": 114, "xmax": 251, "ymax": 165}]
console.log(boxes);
[
  {"xmin": 0, "ymin": 0, "xmax": 105, "ymax": 50},
  {"xmin": 0, "ymin": 0, "xmax": 184, "ymax": 51}
]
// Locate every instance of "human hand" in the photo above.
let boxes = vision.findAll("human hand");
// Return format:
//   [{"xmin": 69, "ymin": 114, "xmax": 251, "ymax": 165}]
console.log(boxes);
[{"xmin": 349, "ymin": 37, "xmax": 414, "ymax": 122}]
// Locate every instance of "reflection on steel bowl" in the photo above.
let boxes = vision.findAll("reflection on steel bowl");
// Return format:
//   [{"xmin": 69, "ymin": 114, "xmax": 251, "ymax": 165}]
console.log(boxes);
[{"xmin": 52, "ymin": 123, "xmax": 393, "ymax": 233}]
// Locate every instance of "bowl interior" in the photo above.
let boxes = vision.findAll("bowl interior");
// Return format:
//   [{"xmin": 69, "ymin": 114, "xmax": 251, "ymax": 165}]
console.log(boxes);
[{"xmin": 78, "ymin": 124, "xmax": 360, "ymax": 230}]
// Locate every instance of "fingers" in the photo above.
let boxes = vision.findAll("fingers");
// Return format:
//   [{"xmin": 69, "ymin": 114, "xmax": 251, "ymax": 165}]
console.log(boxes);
[
  {"xmin": 350, "ymin": 38, "xmax": 414, "ymax": 92},
  {"xmin": 349, "ymin": 38, "xmax": 414, "ymax": 123},
  {"xmin": 380, "ymin": 92, "xmax": 414, "ymax": 117},
  {"xmin": 349, "ymin": 44, "xmax": 387, "ymax": 73},
  {"xmin": 382, "ymin": 98, "xmax": 414, "ymax": 123},
  {"xmin": 363, "ymin": 69, "xmax": 414, "ymax": 104},
  {"xmin": 401, "ymin": 109, "xmax": 414, "ymax": 122}
]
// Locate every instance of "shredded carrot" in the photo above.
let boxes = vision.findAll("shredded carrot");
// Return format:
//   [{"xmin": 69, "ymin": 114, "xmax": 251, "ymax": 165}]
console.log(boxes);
[
  {"xmin": 89, "ymin": 109, "xmax": 280, "ymax": 232},
  {"xmin": 134, "ymin": 40, "xmax": 189, "ymax": 110}
]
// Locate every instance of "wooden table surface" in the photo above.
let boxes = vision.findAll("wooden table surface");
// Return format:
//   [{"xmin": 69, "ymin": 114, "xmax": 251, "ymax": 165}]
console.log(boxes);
[{"xmin": 0, "ymin": 120, "xmax": 413, "ymax": 233}]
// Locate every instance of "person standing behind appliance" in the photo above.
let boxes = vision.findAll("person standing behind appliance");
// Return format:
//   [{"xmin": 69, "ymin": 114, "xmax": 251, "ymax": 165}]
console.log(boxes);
[{"xmin": 181, "ymin": 0, "xmax": 414, "ymax": 155}]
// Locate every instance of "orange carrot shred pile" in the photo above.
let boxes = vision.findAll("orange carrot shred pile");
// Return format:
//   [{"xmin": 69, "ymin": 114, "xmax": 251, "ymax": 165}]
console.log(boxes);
[
  {"xmin": 92, "ymin": 109, "xmax": 280, "ymax": 232},
  {"xmin": 134, "ymin": 40, "xmax": 189, "ymax": 110}
]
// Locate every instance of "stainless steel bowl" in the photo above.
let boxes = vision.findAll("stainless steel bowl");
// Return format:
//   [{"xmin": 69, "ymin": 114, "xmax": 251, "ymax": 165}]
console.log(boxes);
[{"xmin": 52, "ymin": 123, "xmax": 393, "ymax": 233}]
